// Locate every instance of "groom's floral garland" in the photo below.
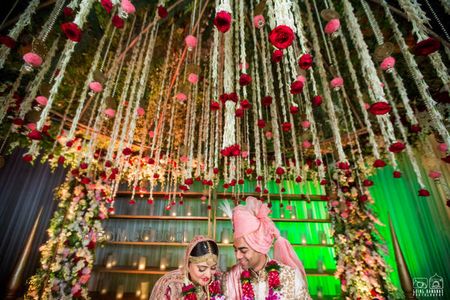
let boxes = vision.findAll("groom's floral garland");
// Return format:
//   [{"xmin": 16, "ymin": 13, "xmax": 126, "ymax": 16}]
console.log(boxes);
[
  {"xmin": 181, "ymin": 274, "xmax": 225, "ymax": 300},
  {"xmin": 240, "ymin": 260, "xmax": 282, "ymax": 300}
]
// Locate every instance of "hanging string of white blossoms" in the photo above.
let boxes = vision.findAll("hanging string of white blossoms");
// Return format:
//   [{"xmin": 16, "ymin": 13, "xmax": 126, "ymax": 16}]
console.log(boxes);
[
  {"xmin": 36, "ymin": 0, "xmax": 95, "ymax": 136},
  {"xmin": 114, "ymin": 16, "xmax": 150, "ymax": 165},
  {"xmin": 0, "ymin": 0, "xmax": 40, "ymax": 69},
  {"xmin": 342, "ymin": 0, "xmax": 397, "ymax": 146},
  {"xmin": 397, "ymin": 0, "xmax": 449, "ymax": 90},
  {"xmin": 380, "ymin": 0, "xmax": 449, "ymax": 146},
  {"xmin": 305, "ymin": 0, "xmax": 346, "ymax": 163},
  {"xmin": 292, "ymin": 0, "xmax": 325, "ymax": 180},
  {"xmin": 67, "ymin": 14, "xmax": 114, "ymax": 142},
  {"xmin": 249, "ymin": 1, "xmax": 263, "ymax": 178},
  {"xmin": 381, "ymin": 74, "xmax": 426, "ymax": 188}
]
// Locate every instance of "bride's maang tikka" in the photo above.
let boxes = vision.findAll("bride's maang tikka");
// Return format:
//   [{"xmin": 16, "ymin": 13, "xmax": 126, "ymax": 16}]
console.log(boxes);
[{"xmin": 189, "ymin": 242, "xmax": 218, "ymax": 266}]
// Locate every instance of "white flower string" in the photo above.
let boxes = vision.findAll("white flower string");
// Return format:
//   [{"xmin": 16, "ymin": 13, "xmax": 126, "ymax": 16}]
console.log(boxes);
[
  {"xmin": 67, "ymin": 13, "xmax": 114, "ymax": 141},
  {"xmin": 51, "ymin": 87, "xmax": 78, "ymax": 152},
  {"xmin": 0, "ymin": 0, "xmax": 40, "ymax": 69},
  {"xmin": 380, "ymin": 0, "xmax": 449, "ymax": 146},
  {"xmin": 38, "ymin": 0, "xmax": 66, "ymax": 42},
  {"xmin": 305, "ymin": 0, "xmax": 346, "ymax": 163},
  {"xmin": 437, "ymin": 0, "xmax": 450, "ymax": 16},
  {"xmin": 36, "ymin": 0, "xmax": 95, "ymax": 135},
  {"xmin": 0, "ymin": 69, "xmax": 26, "ymax": 125},
  {"xmin": 381, "ymin": 74, "xmax": 425, "ymax": 188}
]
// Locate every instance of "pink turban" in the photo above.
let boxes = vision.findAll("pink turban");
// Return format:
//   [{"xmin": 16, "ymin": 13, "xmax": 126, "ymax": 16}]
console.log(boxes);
[{"xmin": 232, "ymin": 196, "xmax": 306, "ymax": 278}]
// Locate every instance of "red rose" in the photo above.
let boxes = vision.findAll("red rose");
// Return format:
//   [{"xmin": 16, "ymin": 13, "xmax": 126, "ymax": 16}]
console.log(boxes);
[
  {"xmin": 157, "ymin": 5, "xmax": 168, "ymax": 19},
  {"xmin": 320, "ymin": 179, "xmax": 328, "ymax": 185},
  {"xmin": 359, "ymin": 195, "xmax": 368, "ymax": 202},
  {"xmin": 414, "ymin": 37, "xmax": 440, "ymax": 56},
  {"xmin": 257, "ymin": 119, "xmax": 266, "ymax": 128},
  {"xmin": 281, "ymin": 122, "xmax": 292, "ymax": 132},
  {"xmin": 61, "ymin": 22, "xmax": 82, "ymax": 42},
  {"xmin": 101, "ymin": 0, "xmax": 113, "ymax": 13},
  {"xmin": 389, "ymin": 142, "xmax": 406, "ymax": 153},
  {"xmin": 393, "ymin": 171, "xmax": 402, "ymax": 178},
  {"xmin": 112, "ymin": 15, "xmax": 124, "ymax": 29},
  {"xmin": 290, "ymin": 80, "xmax": 304, "ymax": 94},
  {"xmin": 290, "ymin": 105, "xmax": 299, "ymax": 114},
  {"xmin": 27, "ymin": 129, "xmax": 42, "ymax": 140},
  {"xmin": 257, "ymin": 175, "xmax": 263, "ymax": 181},
  {"xmin": 213, "ymin": 167, "xmax": 219, "ymax": 174},
  {"xmin": 80, "ymin": 162, "xmax": 88, "ymax": 169},
  {"xmin": 337, "ymin": 161, "xmax": 350, "ymax": 170},
  {"xmin": 210, "ymin": 101, "xmax": 220, "ymax": 110},
  {"xmin": 63, "ymin": 7, "xmax": 74, "ymax": 17},
  {"xmin": 363, "ymin": 179, "xmax": 374, "ymax": 187},
  {"xmin": 241, "ymin": 270, "xmax": 251, "ymax": 279},
  {"xmin": 184, "ymin": 178, "xmax": 194, "ymax": 185},
  {"xmin": 235, "ymin": 108, "xmax": 244, "ymax": 117},
  {"xmin": 298, "ymin": 53, "xmax": 313, "ymax": 70},
  {"xmin": 228, "ymin": 92, "xmax": 238, "ymax": 102},
  {"xmin": 255, "ymin": 186, "xmax": 261, "ymax": 192},
  {"xmin": 22, "ymin": 154, "xmax": 33, "ymax": 162},
  {"xmin": 122, "ymin": 147, "xmax": 132, "ymax": 155},
  {"xmin": 241, "ymin": 99, "xmax": 251, "ymax": 109},
  {"xmin": 269, "ymin": 25, "xmax": 295, "ymax": 49},
  {"xmin": 312, "ymin": 95, "xmax": 322, "ymax": 106},
  {"xmin": 271, "ymin": 49, "xmax": 283, "ymax": 62},
  {"xmin": 276, "ymin": 167, "xmax": 285, "ymax": 175},
  {"xmin": 410, "ymin": 124, "xmax": 422, "ymax": 133},
  {"xmin": 238, "ymin": 179, "xmax": 244, "ymax": 184},
  {"xmin": 214, "ymin": 11, "xmax": 232, "ymax": 33},
  {"xmin": 81, "ymin": 177, "xmax": 91, "ymax": 184},
  {"xmin": 418, "ymin": 188, "xmax": 430, "ymax": 197},
  {"xmin": 239, "ymin": 73, "xmax": 252, "ymax": 86},
  {"xmin": 0, "ymin": 35, "xmax": 16, "ymax": 48},
  {"xmin": 12, "ymin": 118, "xmax": 24, "ymax": 126},
  {"xmin": 373, "ymin": 159, "xmax": 386, "ymax": 168},
  {"xmin": 368, "ymin": 102, "xmax": 391, "ymax": 115},
  {"xmin": 262, "ymin": 96, "xmax": 272, "ymax": 107}
]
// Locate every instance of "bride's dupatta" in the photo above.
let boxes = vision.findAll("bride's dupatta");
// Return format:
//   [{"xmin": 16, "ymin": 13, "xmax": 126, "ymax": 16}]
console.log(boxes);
[{"xmin": 149, "ymin": 235, "xmax": 222, "ymax": 300}]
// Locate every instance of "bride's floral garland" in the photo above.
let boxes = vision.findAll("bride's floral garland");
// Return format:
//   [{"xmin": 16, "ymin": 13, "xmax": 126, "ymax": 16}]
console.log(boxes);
[
  {"xmin": 181, "ymin": 274, "xmax": 225, "ymax": 300},
  {"xmin": 240, "ymin": 260, "xmax": 282, "ymax": 300}
]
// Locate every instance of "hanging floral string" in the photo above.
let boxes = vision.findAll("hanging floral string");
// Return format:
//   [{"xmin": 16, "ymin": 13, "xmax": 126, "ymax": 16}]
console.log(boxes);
[
  {"xmin": 381, "ymin": 74, "xmax": 427, "ymax": 191},
  {"xmin": 305, "ymin": 0, "xmax": 346, "ymax": 164},
  {"xmin": 0, "ymin": 0, "xmax": 40, "ymax": 69}
]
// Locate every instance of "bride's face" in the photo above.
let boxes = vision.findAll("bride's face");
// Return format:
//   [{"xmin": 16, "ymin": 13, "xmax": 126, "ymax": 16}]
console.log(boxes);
[{"xmin": 188, "ymin": 261, "xmax": 218, "ymax": 286}]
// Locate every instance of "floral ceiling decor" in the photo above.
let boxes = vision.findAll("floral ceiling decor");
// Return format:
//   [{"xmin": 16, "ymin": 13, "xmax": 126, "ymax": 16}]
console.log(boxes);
[{"xmin": 0, "ymin": 0, "xmax": 449, "ymax": 298}]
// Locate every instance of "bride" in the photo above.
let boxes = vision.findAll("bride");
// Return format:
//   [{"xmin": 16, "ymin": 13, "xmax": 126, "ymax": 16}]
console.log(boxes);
[{"xmin": 149, "ymin": 236, "xmax": 225, "ymax": 299}]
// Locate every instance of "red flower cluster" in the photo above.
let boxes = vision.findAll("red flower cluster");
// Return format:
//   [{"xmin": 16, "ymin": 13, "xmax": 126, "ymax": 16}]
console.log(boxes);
[
  {"xmin": 290, "ymin": 105, "xmax": 299, "ymax": 114},
  {"xmin": 112, "ymin": 15, "xmax": 124, "ymax": 28},
  {"xmin": 262, "ymin": 96, "xmax": 272, "ymax": 107},
  {"xmin": 219, "ymin": 92, "xmax": 238, "ymax": 104},
  {"xmin": 257, "ymin": 119, "xmax": 266, "ymax": 128},
  {"xmin": 269, "ymin": 25, "xmax": 295, "ymax": 49},
  {"xmin": 312, "ymin": 95, "xmax": 322, "ymax": 106},
  {"xmin": 290, "ymin": 80, "xmax": 304, "ymax": 94},
  {"xmin": 210, "ymin": 101, "xmax": 220, "ymax": 110},
  {"xmin": 240, "ymin": 99, "xmax": 251, "ymax": 110},
  {"xmin": 101, "ymin": 0, "xmax": 113, "ymax": 13},
  {"xmin": 373, "ymin": 159, "xmax": 386, "ymax": 168},
  {"xmin": 158, "ymin": 5, "xmax": 168, "ymax": 19},
  {"xmin": 298, "ymin": 53, "xmax": 313, "ymax": 70},
  {"xmin": 221, "ymin": 144, "xmax": 241, "ymax": 157},
  {"xmin": 61, "ymin": 22, "xmax": 82, "ymax": 42},
  {"xmin": 414, "ymin": 37, "xmax": 440, "ymax": 56},
  {"xmin": 368, "ymin": 102, "xmax": 391, "ymax": 115},
  {"xmin": 271, "ymin": 49, "xmax": 283, "ymax": 62},
  {"xmin": 418, "ymin": 188, "xmax": 430, "ymax": 197},
  {"xmin": 214, "ymin": 11, "xmax": 232, "ymax": 33},
  {"xmin": 276, "ymin": 166, "xmax": 285, "ymax": 176},
  {"xmin": 281, "ymin": 122, "xmax": 292, "ymax": 132},
  {"xmin": 363, "ymin": 179, "xmax": 374, "ymax": 187},
  {"xmin": 388, "ymin": 142, "xmax": 406, "ymax": 153},
  {"xmin": 268, "ymin": 270, "xmax": 280, "ymax": 288},
  {"xmin": 239, "ymin": 73, "xmax": 252, "ymax": 86}
]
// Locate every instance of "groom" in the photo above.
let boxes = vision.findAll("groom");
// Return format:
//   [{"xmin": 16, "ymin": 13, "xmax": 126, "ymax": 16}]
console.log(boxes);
[{"xmin": 224, "ymin": 197, "xmax": 311, "ymax": 299}]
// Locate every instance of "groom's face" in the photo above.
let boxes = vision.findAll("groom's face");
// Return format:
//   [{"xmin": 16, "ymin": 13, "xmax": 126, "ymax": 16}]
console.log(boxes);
[{"xmin": 233, "ymin": 237, "xmax": 266, "ymax": 270}]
